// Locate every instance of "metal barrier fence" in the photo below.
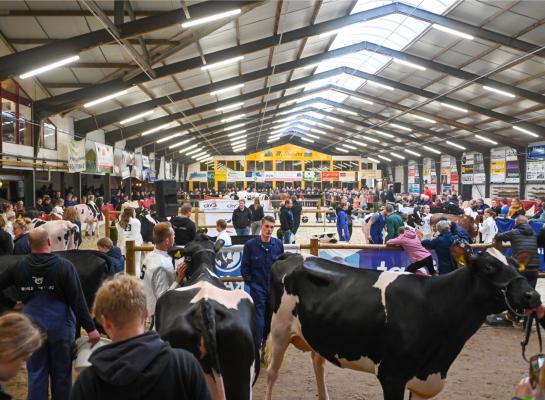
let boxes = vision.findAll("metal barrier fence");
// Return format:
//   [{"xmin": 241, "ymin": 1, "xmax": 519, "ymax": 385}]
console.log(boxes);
[{"xmin": 124, "ymin": 238, "xmax": 517, "ymax": 280}]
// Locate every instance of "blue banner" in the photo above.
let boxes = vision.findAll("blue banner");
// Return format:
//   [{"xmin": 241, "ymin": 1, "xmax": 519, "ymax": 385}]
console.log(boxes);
[{"xmin": 528, "ymin": 145, "xmax": 545, "ymax": 160}]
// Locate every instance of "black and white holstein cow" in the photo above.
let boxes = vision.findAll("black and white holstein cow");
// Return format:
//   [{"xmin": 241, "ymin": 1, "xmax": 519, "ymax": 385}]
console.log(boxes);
[
  {"xmin": 265, "ymin": 247, "xmax": 542, "ymax": 400},
  {"xmin": 155, "ymin": 234, "xmax": 259, "ymax": 400}
]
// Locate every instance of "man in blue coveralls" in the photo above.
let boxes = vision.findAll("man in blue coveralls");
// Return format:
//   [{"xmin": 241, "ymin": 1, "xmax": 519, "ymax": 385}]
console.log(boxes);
[
  {"xmin": 0, "ymin": 227, "xmax": 100, "ymax": 400},
  {"xmin": 241, "ymin": 215, "xmax": 284, "ymax": 348}
]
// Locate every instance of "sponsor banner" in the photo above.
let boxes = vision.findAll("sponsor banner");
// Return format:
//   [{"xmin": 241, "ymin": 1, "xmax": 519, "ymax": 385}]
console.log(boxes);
[
  {"xmin": 68, "ymin": 139, "xmax": 86, "ymax": 172},
  {"xmin": 528, "ymin": 144, "xmax": 545, "ymax": 160},
  {"xmin": 113, "ymin": 147, "xmax": 123, "ymax": 176},
  {"xmin": 303, "ymin": 171, "xmax": 318, "ymax": 181},
  {"xmin": 246, "ymin": 143, "xmax": 331, "ymax": 161},
  {"xmin": 215, "ymin": 170, "xmax": 227, "ymax": 181},
  {"xmin": 321, "ymin": 171, "xmax": 340, "ymax": 181},
  {"xmin": 461, "ymin": 152, "xmax": 474, "ymax": 185},
  {"xmin": 274, "ymin": 171, "xmax": 303, "ymax": 181},
  {"xmin": 121, "ymin": 151, "xmax": 135, "ymax": 179},
  {"xmin": 142, "ymin": 155, "xmax": 150, "ymax": 169},
  {"xmin": 188, "ymin": 171, "xmax": 208, "ymax": 182},
  {"xmin": 490, "ymin": 148, "xmax": 506, "ymax": 183},
  {"xmin": 361, "ymin": 169, "xmax": 381, "ymax": 179},
  {"xmin": 207, "ymin": 171, "xmax": 215, "ymax": 186},
  {"xmin": 226, "ymin": 171, "xmax": 246, "ymax": 182},
  {"xmin": 506, "ymin": 148, "xmax": 520, "ymax": 184},
  {"xmin": 199, "ymin": 199, "xmax": 271, "ymax": 212},
  {"xmin": 339, "ymin": 171, "xmax": 356, "ymax": 182},
  {"xmin": 527, "ymin": 161, "xmax": 545, "ymax": 181},
  {"xmin": 132, "ymin": 153, "xmax": 143, "ymax": 179},
  {"xmin": 473, "ymin": 153, "xmax": 485, "ymax": 184}
]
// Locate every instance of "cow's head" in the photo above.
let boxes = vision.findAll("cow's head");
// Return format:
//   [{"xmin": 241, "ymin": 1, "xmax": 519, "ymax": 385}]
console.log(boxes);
[
  {"xmin": 456, "ymin": 245, "xmax": 541, "ymax": 314},
  {"xmin": 170, "ymin": 234, "xmax": 225, "ymax": 278}
]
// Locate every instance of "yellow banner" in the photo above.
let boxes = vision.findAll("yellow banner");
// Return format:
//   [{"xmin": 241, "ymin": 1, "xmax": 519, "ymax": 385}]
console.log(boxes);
[
  {"xmin": 215, "ymin": 171, "xmax": 227, "ymax": 181},
  {"xmin": 246, "ymin": 144, "xmax": 331, "ymax": 161}
]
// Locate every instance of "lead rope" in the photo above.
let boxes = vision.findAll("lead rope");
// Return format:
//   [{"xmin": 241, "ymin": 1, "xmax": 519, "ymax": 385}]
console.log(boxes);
[{"xmin": 521, "ymin": 311, "xmax": 543, "ymax": 362}]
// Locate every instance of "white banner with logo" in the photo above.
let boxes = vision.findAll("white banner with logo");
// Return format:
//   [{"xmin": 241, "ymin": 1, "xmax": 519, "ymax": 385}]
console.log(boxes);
[
  {"xmin": 199, "ymin": 200, "xmax": 272, "ymax": 233},
  {"xmin": 188, "ymin": 171, "xmax": 208, "ymax": 182},
  {"xmin": 95, "ymin": 143, "xmax": 113, "ymax": 173},
  {"xmin": 339, "ymin": 171, "xmax": 356, "ymax": 182},
  {"xmin": 227, "ymin": 171, "xmax": 246, "ymax": 182},
  {"xmin": 68, "ymin": 139, "xmax": 86, "ymax": 172}
]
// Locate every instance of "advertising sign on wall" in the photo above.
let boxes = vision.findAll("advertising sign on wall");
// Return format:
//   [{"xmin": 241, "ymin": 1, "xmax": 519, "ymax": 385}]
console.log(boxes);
[
  {"xmin": 527, "ymin": 144, "xmax": 545, "ymax": 181},
  {"xmin": 505, "ymin": 148, "xmax": 520, "ymax": 184},
  {"xmin": 461, "ymin": 152, "xmax": 474, "ymax": 185},
  {"xmin": 68, "ymin": 139, "xmax": 86, "ymax": 172},
  {"xmin": 321, "ymin": 171, "xmax": 340, "ymax": 181},
  {"xmin": 339, "ymin": 171, "xmax": 356, "ymax": 182},
  {"xmin": 188, "ymin": 171, "xmax": 208, "ymax": 182},
  {"xmin": 491, "ymin": 148, "xmax": 506, "ymax": 183}
]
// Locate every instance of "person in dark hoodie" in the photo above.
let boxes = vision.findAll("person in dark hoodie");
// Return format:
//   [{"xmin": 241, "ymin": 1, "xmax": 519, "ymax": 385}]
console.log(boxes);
[
  {"xmin": 171, "ymin": 204, "xmax": 196, "ymax": 246},
  {"xmin": 232, "ymin": 199, "xmax": 252, "ymax": 236},
  {"xmin": 12, "ymin": 220, "xmax": 30, "ymax": 255},
  {"xmin": 0, "ymin": 228, "xmax": 100, "ymax": 400},
  {"xmin": 291, "ymin": 195, "xmax": 303, "ymax": 236},
  {"xmin": 70, "ymin": 275, "xmax": 210, "ymax": 400},
  {"xmin": 279, "ymin": 198, "xmax": 294, "ymax": 244},
  {"xmin": 97, "ymin": 237, "xmax": 125, "ymax": 274},
  {"xmin": 495, "ymin": 215, "xmax": 540, "ymax": 289}
]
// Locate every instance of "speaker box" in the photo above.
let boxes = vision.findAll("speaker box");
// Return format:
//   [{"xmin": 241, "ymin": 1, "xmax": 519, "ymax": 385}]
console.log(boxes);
[
  {"xmin": 393, "ymin": 182, "xmax": 401, "ymax": 194},
  {"xmin": 154, "ymin": 180, "xmax": 179, "ymax": 217}
]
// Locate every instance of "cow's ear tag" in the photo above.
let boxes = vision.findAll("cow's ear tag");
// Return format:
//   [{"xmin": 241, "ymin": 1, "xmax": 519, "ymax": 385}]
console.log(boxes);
[
  {"xmin": 516, "ymin": 251, "xmax": 531, "ymax": 273},
  {"xmin": 174, "ymin": 250, "xmax": 182, "ymax": 259},
  {"xmin": 451, "ymin": 245, "xmax": 469, "ymax": 267}
]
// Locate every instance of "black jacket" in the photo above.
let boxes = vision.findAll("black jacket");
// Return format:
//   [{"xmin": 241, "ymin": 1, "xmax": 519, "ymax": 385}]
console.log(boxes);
[
  {"xmin": 496, "ymin": 223, "xmax": 540, "ymax": 268},
  {"xmin": 249, "ymin": 204, "xmax": 264, "ymax": 222},
  {"xmin": 232, "ymin": 207, "xmax": 252, "ymax": 229},
  {"xmin": 171, "ymin": 216, "xmax": 196, "ymax": 246},
  {"xmin": 0, "ymin": 253, "xmax": 95, "ymax": 332},
  {"xmin": 291, "ymin": 201, "xmax": 302, "ymax": 227},
  {"xmin": 0, "ymin": 384, "xmax": 11, "ymax": 400},
  {"xmin": 70, "ymin": 331, "xmax": 211, "ymax": 400},
  {"xmin": 538, "ymin": 226, "xmax": 545, "ymax": 250},
  {"xmin": 0, "ymin": 230, "xmax": 13, "ymax": 256},
  {"xmin": 279, "ymin": 207, "xmax": 294, "ymax": 232},
  {"xmin": 13, "ymin": 233, "xmax": 30, "ymax": 255}
]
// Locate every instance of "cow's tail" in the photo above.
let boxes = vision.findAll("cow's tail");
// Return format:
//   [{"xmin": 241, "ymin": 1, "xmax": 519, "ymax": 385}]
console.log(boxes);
[{"xmin": 199, "ymin": 301, "xmax": 226, "ymax": 400}]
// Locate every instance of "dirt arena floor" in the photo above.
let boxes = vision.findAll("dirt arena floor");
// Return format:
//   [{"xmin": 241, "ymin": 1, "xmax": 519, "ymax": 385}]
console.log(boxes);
[{"xmin": 5, "ymin": 223, "xmax": 545, "ymax": 399}]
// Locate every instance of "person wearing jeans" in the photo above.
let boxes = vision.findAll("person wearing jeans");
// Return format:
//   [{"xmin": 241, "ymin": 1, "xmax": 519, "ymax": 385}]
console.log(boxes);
[
  {"xmin": 279, "ymin": 199, "xmax": 294, "ymax": 244},
  {"xmin": 232, "ymin": 199, "xmax": 252, "ymax": 236},
  {"xmin": 249, "ymin": 198, "xmax": 264, "ymax": 236}
]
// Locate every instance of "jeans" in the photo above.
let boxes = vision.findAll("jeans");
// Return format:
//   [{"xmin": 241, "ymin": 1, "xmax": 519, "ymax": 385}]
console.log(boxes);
[
  {"xmin": 250, "ymin": 221, "xmax": 261, "ymax": 235},
  {"xmin": 235, "ymin": 227, "xmax": 250, "ymax": 236},
  {"xmin": 283, "ymin": 230, "xmax": 293, "ymax": 244}
]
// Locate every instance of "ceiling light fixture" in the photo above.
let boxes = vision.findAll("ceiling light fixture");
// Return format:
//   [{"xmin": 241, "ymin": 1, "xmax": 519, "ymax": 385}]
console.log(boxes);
[
  {"xmin": 216, "ymin": 102, "xmax": 243, "ymax": 112},
  {"xmin": 326, "ymin": 116, "xmax": 344, "ymax": 123},
  {"xmin": 317, "ymin": 122, "xmax": 335, "ymax": 130},
  {"xmin": 362, "ymin": 136, "xmax": 379, "ymax": 143},
  {"xmin": 410, "ymin": 114, "xmax": 436, "ymax": 123},
  {"xmin": 342, "ymin": 143, "xmax": 357, "ymax": 150},
  {"xmin": 368, "ymin": 157, "xmax": 380, "ymax": 163},
  {"xmin": 348, "ymin": 139, "xmax": 367, "ymax": 147},
  {"xmin": 224, "ymin": 123, "xmax": 246, "ymax": 131},
  {"xmin": 221, "ymin": 113, "xmax": 245, "ymax": 123},
  {"xmin": 311, "ymin": 128, "xmax": 327, "ymax": 135},
  {"xmin": 391, "ymin": 152, "xmax": 405, "ymax": 159},
  {"xmin": 350, "ymin": 96, "xmax": 373, "ymax": 105},
  {"xmin": 230, "ymin": 139, "xmax": 246, "ymax": 146},
  {"xmin": 378, "ymin": 155, "xmax": 392, "ymax": 161},
  {"xmin": 513, "ymin": 125, "xmax": 539, "ymax": 137},
  {"xmin": 84, "ymin": 90, "xmax": 128, "ymax": 108},
  {"xmin": 440, "ymin": 102, "xmax": 468, "ymax": 112},
  {"xmin": 182, "ymin": 9, "xmax": 241, "ymax": 28},
  {"xmin": 446, "ymin": 140, "xmax": 466, "ymax": 150},
  {"xmin": 373, "ymin": 130, "xmax": 394, "ymax": 138},
  {"xmin": 301, "ymin": 137, "xmax": 314, "ymax": 143},
  {"xmin": 431, "ymin": 24, "xmax": 474, "ymax": 40},
  {"xmin": 156, "ymin": 132, "xmax": 185, "ymax": 143},
  {"xmin": 367, "ymin": 80, "xmax": 394, "ymax": 91},
  {"xmin": 335, "ymin": 147, "xmax": 349, "ymax": 153},
  {"xmin": 20, "ymin": 55, "xmax": 80, "ymax": 79},
  {"xmin": 201, "ymin": 55, "xmax": 244, "ymax": 71},
  {"xmin": 210, "ymin": 83, "xmax": 244, "ymax": 96},
  {"xmin": 393, "ymin": 58, "xmax": 426, "ymax": 71},
  {"xmin": 227, "ymin": 129, "xmax": 247, "ymax": 137},
  {"xmin": 120, "ymin": 110, "xmax": 154, "ymax": 125},
  {"xmin": 169, "ymin": 139, "xmax": 193, "ymax": 149},
  {"xmin": 423, "ymin": 145, "xmax": 441, "ymax": 154},
  {"xmin": 304, "ymin": 133, "xmax": 319, "ymax": 139},
  {"xmin": 483, "ymin": 86, "xmax": 515, "ymax": 98},
  {"xmin": 404, "ymin": 149, "xmax": 421, "ymax": 157},
  {"xmin": 181, "ymin": 145, "xmax": 200, "ymax": 154},
  {"xmin": 233, "ymin": 146, "xmax": 246, "ymax": 152},
  {"xmin": 475, "ymin": 134, "xmax": 498, "ymax": 145},
  {"xmin": 336, "ymin": 107, "xmax": 358, "ymax": 116},
  {"xmin": 141, "ymin": 123, "xmax": 172, "ymax": 136},
  {"xmin": 229, "ymin": 134, "xmax": 247, "ymax": 141},
  {"xmin": 389, "ymin": 123, "xmax": 412, "ymax": 132}
]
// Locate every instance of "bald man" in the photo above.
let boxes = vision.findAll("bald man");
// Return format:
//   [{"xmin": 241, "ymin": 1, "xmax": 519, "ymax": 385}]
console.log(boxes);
[{"xmin": 0, "ymin": 227, "xmax": 100, "ymax": 400}]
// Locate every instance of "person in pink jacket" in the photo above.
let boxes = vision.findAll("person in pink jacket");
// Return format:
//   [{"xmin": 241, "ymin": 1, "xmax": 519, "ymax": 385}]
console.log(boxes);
[{"xmin": 386, "ymin": 226, "xmax": 437, "ymax": 275}]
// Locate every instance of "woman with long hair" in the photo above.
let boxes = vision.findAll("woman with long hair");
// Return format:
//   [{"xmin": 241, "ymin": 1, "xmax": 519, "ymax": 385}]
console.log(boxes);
[
  {"xmin": 249, "ymin": 197, "xmax": 264, "ymax": 235},
  {"xmin": 116, "ymin": 207, "xmax": 143, "ymax": 277},
  {"xmin": 479, "ymin": 208, "xmax": 498, "ymax": 244},
  {"xmin": 0, "ymin": 313, "xmax": 43, "ymax": 399}
]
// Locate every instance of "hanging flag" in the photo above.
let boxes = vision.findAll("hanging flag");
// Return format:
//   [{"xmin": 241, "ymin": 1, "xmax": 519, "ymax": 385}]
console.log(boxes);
[{"xmin": 158, "ymin": 156, "xmax": 165, "ymax": 180}]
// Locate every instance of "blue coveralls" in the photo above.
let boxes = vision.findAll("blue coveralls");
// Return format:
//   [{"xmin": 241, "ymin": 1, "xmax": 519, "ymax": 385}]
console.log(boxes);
[
  {"xmin": 370, "ymin": 212, "xmax": 386, "ymax": 244},
  {"xmin": 241, "ymin": 237, "xmax": 284, "ymax": 348},
  {"xmin": 337, "ymin": 210, "xmax": 349, "ymax": 242},
  {"xmin": 0, "ymin": 254, "xmax": 95, "ymax": 400}
]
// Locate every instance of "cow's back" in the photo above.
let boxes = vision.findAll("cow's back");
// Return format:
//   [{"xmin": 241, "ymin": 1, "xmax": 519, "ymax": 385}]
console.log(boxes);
[{"xmin": 156, "ymin": 282, "xmax": 258, "ymax": 399}]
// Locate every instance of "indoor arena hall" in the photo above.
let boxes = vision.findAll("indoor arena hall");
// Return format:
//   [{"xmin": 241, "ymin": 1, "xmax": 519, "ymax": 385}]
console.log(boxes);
[{"xmin": 2, "ymin": 1, "xmax": 545, "ymax": 400}]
